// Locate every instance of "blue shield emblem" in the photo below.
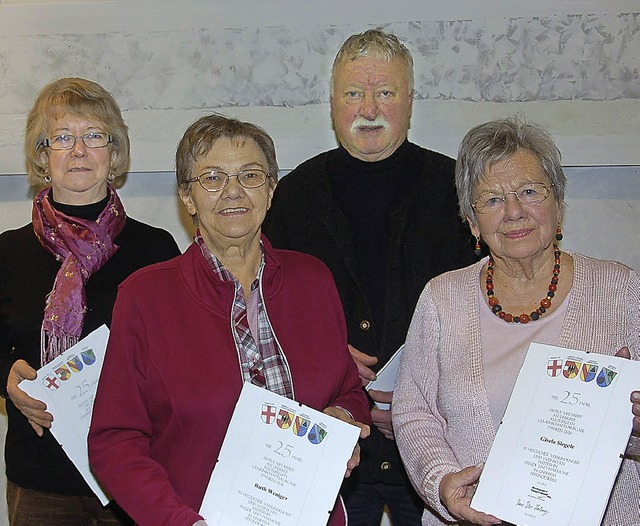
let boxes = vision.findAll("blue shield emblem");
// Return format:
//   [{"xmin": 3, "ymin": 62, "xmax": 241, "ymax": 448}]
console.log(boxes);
[
  {"xmin": 81, "ymin": 349, "xmax": 96, "ymax": 366},
  {"xmin": 596, "ymin": 367, "xmax": 617, "ymax": 388},
  {"xmin": 308, "ymin": 423, "xmax": 328, "ymax": 444}
]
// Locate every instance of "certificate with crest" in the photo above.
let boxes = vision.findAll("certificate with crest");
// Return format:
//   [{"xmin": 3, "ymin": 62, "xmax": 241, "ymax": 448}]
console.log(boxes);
[
  {"xmin": 21, "ymin": 325, "xmax": 110, "ymax": 504},
  {"xmin": 471, "ymin": 342, "xmax": 640, "ymax": 526},
  {"xmin": 199, "ymin": 382, "xmax": 361, "ymax": 525}
]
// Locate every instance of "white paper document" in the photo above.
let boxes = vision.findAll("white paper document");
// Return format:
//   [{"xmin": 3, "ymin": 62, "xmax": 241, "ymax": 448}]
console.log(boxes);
[
  {"xmin": 199, "ymin": 382, "xmax": 361, "ymax": 526},
  {"xmin": 471, "ymin": 342, "xmax": 640, "ymax": 526},
  {"xmin": 365, "ymin": 344, "xmax": 404, "ymax": 410},
  {"xmin": 20, "ymin": 325, "xmax": 110, "ymax": 505}
]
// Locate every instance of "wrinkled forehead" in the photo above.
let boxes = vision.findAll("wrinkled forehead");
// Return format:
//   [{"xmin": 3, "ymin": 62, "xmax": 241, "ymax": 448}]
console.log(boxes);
[
  {"xmin": 336, "ymin": 55, "xmax": 409, "ymax": 83},
  {"xmin": 336, "ymin": 55, "xmax": 407, "ymax": 75},
  {"xmin": 194, "ymin": 135, "xmax": 269, "ymax": 169},
  {"xmin": 475, "ymin": 152, "xmax": 550, "ymax": 194},
  {"xmin": 196, "ymin": 135, "xmax": 255, "ymax": 159}
]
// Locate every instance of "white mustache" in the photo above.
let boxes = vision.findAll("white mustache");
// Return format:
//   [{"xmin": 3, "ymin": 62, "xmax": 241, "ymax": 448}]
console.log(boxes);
[{"xmin": 350, "ymin": 116, "xmax": 389, "ymax": 133}]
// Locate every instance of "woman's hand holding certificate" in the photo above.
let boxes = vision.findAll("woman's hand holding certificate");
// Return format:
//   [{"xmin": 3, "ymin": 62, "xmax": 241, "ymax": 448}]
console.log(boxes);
[
  {"xmin": 471, "ymin": 343, "xmax": 640, "ymax": 526},
  {"xmin": 199, "ymin": 383, "xmax": 365, "ymax": 526}
]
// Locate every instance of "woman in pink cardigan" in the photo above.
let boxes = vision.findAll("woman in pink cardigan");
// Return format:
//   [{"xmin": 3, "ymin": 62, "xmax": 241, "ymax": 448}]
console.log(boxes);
[{"xmin": 393, "ymin": 117, "xmax": 640, "ymax": 526}]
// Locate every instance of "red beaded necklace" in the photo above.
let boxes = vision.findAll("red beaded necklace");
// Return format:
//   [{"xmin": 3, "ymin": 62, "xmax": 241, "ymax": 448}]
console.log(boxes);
[{"xmin": 485, "ymin": 245, "xmax": 561, "ymax": 324}]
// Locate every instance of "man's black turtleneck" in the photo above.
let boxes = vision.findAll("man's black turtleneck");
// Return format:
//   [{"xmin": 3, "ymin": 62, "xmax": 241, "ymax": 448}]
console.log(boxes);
[
  {"xmin": 264, "ymin": 137, "xmax": 477, "ymax": 490},
  {"xmin": 328, "ymin": 140, "xmax": 421, "ymax": 333}
]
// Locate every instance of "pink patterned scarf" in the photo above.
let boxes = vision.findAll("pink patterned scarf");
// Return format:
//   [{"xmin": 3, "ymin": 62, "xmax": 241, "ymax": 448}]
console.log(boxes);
[{"xmin": 32, "ymin": 185, "xmax": 126, "ymax": 365}]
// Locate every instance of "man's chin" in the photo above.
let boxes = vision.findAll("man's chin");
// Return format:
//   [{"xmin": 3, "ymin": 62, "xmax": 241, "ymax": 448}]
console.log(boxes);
[{"xmin": 345, "ymin": 144, "xmax": 395, "ymax": 162}]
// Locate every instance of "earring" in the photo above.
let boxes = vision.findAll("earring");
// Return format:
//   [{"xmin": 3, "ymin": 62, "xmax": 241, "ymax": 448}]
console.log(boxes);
[
  {"xmin": 474, "ymin": 235, "xmax": 482, "ymax": 257},
  {"xmin": 107, "ymin": 173, "xmax": 115, "ymax": 182},
  {"xmin": 43, "ymin": 175, "xmax": 51, "ymax": 183},
  {"xmin": 555, "ymin": 224, "xmax": 563, "ymax": 241}
]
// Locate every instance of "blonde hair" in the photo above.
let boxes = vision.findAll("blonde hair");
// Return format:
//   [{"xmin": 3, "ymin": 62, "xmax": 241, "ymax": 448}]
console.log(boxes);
[{"xmin": 24, "ymin": 78, "xmax": 130, "ymax": 186}]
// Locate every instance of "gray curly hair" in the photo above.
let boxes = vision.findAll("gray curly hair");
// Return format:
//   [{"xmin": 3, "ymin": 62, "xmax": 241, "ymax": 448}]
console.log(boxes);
[{"xmin": 455, "ymin": 116, "xmax": 566, "ymax": 224}]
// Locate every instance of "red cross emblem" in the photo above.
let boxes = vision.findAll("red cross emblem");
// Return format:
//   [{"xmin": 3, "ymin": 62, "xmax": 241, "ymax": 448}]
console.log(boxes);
[
  {"xmin": 547, "ymin": 359, "xmax": 562, "ymax": 377},
  {"xmin": 44, "ymin": 375, "xmax": 60, "ymax": 390},
  {"xmin": 261, "ymin": 404, "xmax": 276, "ymax": 424}
]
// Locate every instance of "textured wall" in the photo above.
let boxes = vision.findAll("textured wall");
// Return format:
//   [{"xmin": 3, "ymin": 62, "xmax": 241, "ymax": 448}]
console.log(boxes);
[
  {"xmin": 1, "ymin": 14, "xmax": 639, "ymax": 113},
  {"xmin": 1, "ymin": 7, "xmax": 639, "ymax": 172}
]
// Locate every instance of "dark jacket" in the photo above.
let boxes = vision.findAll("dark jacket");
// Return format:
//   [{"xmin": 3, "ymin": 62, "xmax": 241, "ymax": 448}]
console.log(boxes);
[
  {"xmin": 0, "ymin": 216, "xmax": 180, "ymax": 495},
  {"xmin": 263, "ymin": 142, "xmax": 477, "ymax": 485}
]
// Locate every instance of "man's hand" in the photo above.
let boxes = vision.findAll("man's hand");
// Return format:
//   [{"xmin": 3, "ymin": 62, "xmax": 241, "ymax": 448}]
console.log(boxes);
[
  {"xmin": 615, "ymin": 347, "xmax": 640, "ymax": 434},
  {"xmin": 348, "ymin": 344, "xmax": 377, "ymax": 386},
  {"xmin": 368, "ymin": 389, "xmax": 394, "ymax": 440},
  {"xmin": 632, "ymin": 390, "xmax": 640, "ymax": 435},
  {"xmin": 7, "ymin": 359, "xmax": 53, "ymax": 437},
  {"xmin": 323, "ymin": 406, "xmax": 370, "ymax": 478},
  {"xmin": 439, "ymin": 464, "xmax": 502, "ymax": 526}
]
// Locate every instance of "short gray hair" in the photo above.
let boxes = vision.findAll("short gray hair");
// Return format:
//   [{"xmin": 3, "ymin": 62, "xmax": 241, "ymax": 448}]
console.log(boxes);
[
  {"xmin": 455, "ymin": 116, "xmax": 566, "ymax": 223},
  {"xmin": 176, "ymin": 113, "xmax": 278, "ymax": 189},
  {"xmin": 330, "ymin": 28, "xmax": 414, "ymax": 96}
]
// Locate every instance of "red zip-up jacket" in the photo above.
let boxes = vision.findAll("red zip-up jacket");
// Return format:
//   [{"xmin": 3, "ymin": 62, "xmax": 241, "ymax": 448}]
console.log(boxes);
[{"xmin": 89, "ymin": 236, "xmax": 370, "ymax": 526}]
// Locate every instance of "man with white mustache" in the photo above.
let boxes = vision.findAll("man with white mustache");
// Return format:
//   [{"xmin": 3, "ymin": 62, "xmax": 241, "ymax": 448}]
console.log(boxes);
[{"xmin": 264, "ymin": 28, "xmax": 477, "ymax": 525}]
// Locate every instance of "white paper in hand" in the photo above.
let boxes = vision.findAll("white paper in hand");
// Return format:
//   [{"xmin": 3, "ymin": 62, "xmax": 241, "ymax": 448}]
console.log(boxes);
[
  {"xmin": 365, "ymin": 345, "xmax": 404, "ymax": 409},
  {"xmin": 471, "ymin": 342, "xmax": 639, "ymax": 526},
  {"xmin": 200, "ymin": 382, "xmax": 361, "ymax": 526},
  {"xmin": 20, "ymin": 325, "xmax": 110, "ymax": 504}
]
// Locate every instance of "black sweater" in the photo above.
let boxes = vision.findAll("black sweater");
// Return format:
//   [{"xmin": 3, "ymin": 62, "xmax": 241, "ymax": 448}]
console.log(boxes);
[
  {"xmin": 0, "ymin": 206, "xmax": 180, "ymax": 495},
  {"xmin": 264, "ymin": 141, "xmax": 477, "ymax": 486}
]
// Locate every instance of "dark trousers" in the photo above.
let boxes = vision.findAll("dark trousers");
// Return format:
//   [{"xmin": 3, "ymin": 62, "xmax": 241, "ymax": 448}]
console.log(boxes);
[
  {"xmin": 343, "ymin": 480, "xmax": 423, "ymax": 525},
  {"xmin": 7, "ymin": 481, "xmax": 133, "ymax": 526}
]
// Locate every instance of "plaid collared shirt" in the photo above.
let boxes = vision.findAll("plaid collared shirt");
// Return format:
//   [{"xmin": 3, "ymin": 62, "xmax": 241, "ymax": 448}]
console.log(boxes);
[{"xmin": 195, "ymin": 231, "xmax": 293, "ymax": 399}]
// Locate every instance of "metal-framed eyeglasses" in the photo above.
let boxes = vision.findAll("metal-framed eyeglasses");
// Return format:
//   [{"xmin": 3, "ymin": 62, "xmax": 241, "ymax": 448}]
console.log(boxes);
[
  {"xmin": 472, "ymin": 182, "xmax": 555, "ymax": 214},
  {"xmin": 44, "ymin": 132, "xmax": 113, "ymax": 150},
  {"xmin": 187, "ymin": 169, "xmax": 270, "ymax": 192}
]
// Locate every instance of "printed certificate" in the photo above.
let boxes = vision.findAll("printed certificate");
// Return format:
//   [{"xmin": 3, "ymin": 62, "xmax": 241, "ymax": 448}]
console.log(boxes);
[
  {"xmin": 199, "ymin": 382, "xmax": 361, "ymax": 526},
  {"xmin": 471, "ymin": 342, "xmax": 640, "ymax": 526},
  {"xmin": 21, "ymin": 325, "xmax": 110, "ymax": 504}
]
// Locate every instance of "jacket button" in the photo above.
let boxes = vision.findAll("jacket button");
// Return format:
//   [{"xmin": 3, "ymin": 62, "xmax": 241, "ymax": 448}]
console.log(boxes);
[
  {"xmin": 380, "ymin": 461, "xmax": 391, "ymax": 471},
  {"xmin": 359, "ymin": 320, "xmax": 371, "ymax": 331}
]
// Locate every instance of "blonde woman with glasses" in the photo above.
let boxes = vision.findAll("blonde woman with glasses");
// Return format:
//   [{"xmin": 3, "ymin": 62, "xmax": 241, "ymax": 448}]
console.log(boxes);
[{"xmin": 0, "ymin": 77, "xmax": 180, "ymax": 525}]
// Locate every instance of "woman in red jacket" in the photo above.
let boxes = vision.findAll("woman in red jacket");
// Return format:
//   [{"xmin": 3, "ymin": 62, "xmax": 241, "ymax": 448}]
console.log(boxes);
[{"xmin": 89, "ymin": 114, "xmax": 371, "ymax": 526}]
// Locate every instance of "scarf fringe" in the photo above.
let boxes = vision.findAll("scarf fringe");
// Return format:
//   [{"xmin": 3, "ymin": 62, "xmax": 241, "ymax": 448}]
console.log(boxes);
[{"xmin": 41, "ymin": 330, "xmax": 78, "ymax": 367}]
